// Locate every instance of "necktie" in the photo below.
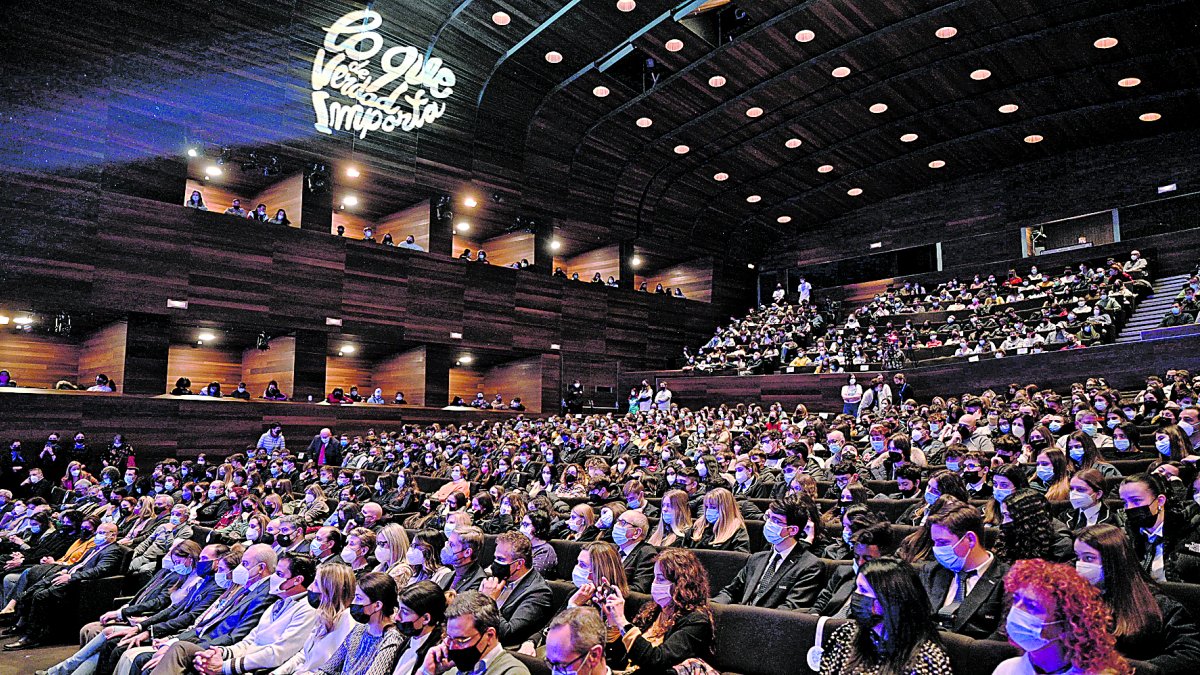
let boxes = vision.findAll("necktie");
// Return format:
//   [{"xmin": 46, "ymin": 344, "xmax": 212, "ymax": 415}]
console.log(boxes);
[
  {"xmin": 1142, "ymin": 535, "xmax": 1159, "ymax": 574},
  {"xmin": 318, "ymin": 443, "xmax": 326, "ymax": 465},
  {"xmin": 954, "ymin": 568, "xmax": 976, "ymax": 603},
  {"xmin": 754, "ymin": 553, "xmax": 780, "ymax": 602}
]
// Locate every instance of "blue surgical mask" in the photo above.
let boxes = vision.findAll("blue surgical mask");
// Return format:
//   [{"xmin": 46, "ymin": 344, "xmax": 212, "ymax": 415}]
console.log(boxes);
[
  {"xmin": 704, "ymin": 508, "xmax": 720, "ymax": 524},
  {"xmin": 1068, "ymin": 447, "xmax": 1085, "ymax": 462},
  {"xmin": 612, "ymin": 524, "xmax": 630, "ymax": 547},
  {"xmin": 1005, "ymin": 606, "xmax": 1059, "ymax": 653},
  {"xmin": 763, "ymin": 520, "xmax": 787, "ymax": 546},
  {"xmin": 992, "ymin": 487, "xmax": 1013, "ymax": 503},
  {"xmin": 1048, "ymin": 422, "xmax": 1063, "ymax": 433},
  {"xmin": 1035, "ymin": 465, "xmax": 1055, "ymax": 482},
  {"xmin": 1113, "ymin": 438, "xmax": 1130, "ymax": 451},
  {"xmin": 945, "ymin": 461, "xmax": 960, "ymax": 472},
  {"xmin": 924, "ymin": 489, "xmax": 940, "ymax": 506},
  {"xmin": 932, "ymin": 534, "xmax": 968, "ymax": 572},
  {"xmin": 1080, "ymin": 424, "xmax": 1097, "ymax": 437},
  {"xmin": 173, "ymin": 562, "xmax": 193, "ymax": 576},
  {"xmin": 870, "ymin": 440, "xmax": 885, "ymax": 452}
]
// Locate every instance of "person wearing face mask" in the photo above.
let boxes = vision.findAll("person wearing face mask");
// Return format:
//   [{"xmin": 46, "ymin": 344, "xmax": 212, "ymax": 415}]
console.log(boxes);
[
  {"xmin": 1058, "ymin": 469, "xmax": 1124, "ymax": 533},
  {"xmin": 920, "ymin": 497, "xmax": 1008, "ymax": 639},
  {"xmin": 981, "ymin": 464, "xmax": 1028, "ymax": 527},
  {"xmin": 811, "ymin": 522, "xmax": 894, "ymax": 617},
  {"xmin": 151, "ymin": 553, "xmax": 318, "ymax": 675},
  {"xmin": 269, "ymin": 562, "xmax": 356, "ymax": 675},
  {"xmin": 443, "ymin": 526, "xmax": 488, "ymax": 593},
  {"xmin": 959, "ymin": 451, "xmax": 993, "ymax": 500},
  {"xmin": 523, "ymin": 541, "xmax": 629, "ymax": 656},
  {"xmin": 319, "ymin": 572, "xmax": 404, "ymax": 675},
  {"xmin": 477, "ymin": 532, "xmax": 552, "ymax": 647},
  {"xmin": 306, "ymin": 526, "xmax": 345, "ymax": 566},
  {"xmin": 1119, "ymin": 473, "xmax": 1199, "ymax": 583},
  {"xmin": 822, "ymin": 505, "xmax": 881, "ymax": 561},
  {"xmin": 433, "ymin": 466, "xmax": 472, "ymax": 502},
  {"xmin": 1030, "ymin": 448, "xmax": 1072, "ymax": 502},
  {"xmin": 518, "ymin": 512, "xmax": 558, "ymax": 578},
  {"xmin": 599, "ymin": 547, "xmax": 713, "ymax": 674},
  {"xmin": 992, "ymin": 558, "xmax": 1132, "ymax": 675},
  {"xmin": 303, "ymin": 428, "xmax": 342, "ymax": 469},
  {"xmin": 611, "ymin": 511, "xmax": 657, "ymax": 594},
  {"xmin": 3, "ymin": 522, "xmax": 124, "ymax": 649},
  {"xmin": 340, "ymin": 527, "xmax": 377, "ymax": 576},
  {"xmin": 128, "ymin": 504, "xmax": 194, "ymax": 577},
  {"xmin": 371, "ymin": 523, "xmax": 412, "ymax": 584},
  {"xmin": 621, "ymin": 481, "xmax": 659, "ymax": 517},
  {"xmin": 713, "ymin": 494, "xmax": 823, "ymax": 610},
  {"xmin": 421, "ymin": 591, "xmax": 527, "ymax": 675},
  {"xmin": 389, "ymin": 581, "xmax": 448, "ymax": 675},
  {"xmin": 687, "ymin": 488, "xmax": 749, "ymax": 553},
  {"xmin": 562, "ymin": 504, "xmax": 599, "ymax": 542},
  {"xmin": 818, "ymin": 557, "xmax": 952, "ymax": 675},
  {"xmin": 294, "ymin": 486, "xmax": 331, "ymax": 526},
  {"xmin": 730, "ymin": 460, "xmax": 771, "ymax": 499}
]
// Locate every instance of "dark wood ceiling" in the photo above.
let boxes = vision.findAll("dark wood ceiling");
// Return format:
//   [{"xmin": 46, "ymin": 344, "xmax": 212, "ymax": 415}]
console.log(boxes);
[{"xmin": 2, "ymin": 0, "xmax": 1196, "ymax": 264}]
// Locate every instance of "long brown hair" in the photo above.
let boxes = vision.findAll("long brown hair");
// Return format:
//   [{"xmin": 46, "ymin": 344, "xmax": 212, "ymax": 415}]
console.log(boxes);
[
  {"xmin": 1076, "ymin": 524, "xmax": 1163, "ymax": 638},
  {"xmin": 633, "ymin": 548, "xmax": 712, "ymax": 632}
]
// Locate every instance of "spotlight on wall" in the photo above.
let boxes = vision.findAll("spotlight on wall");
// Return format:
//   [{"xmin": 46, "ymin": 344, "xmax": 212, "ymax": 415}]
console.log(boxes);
[
  {"xmin": 631, "ymin": 255, "xmax": 642, "ymax": 268},
  {"xmin": 340, "ymin": 344, "xmax": 355, "ymax": 354},
  {"xmin": 204, "ymin": 165, "xmax": 223, "ymax": 177},
  {"xmin": 198, "ymin": 332, "xmax": 216, "ymax": 343},
  {"xmin": 187, "ymin": 148, "xmax": 198, "ymax": 157},
  {"xmin": 463, "ymin": 196, "xmax": 477, "ymax": 208},
  {"xmin": 12, "ymin": 315, "xmax": 33, "ymax": 326},
  {"xmin": 459, "ymin": 355, "xmax": 474, "ymax": 364},
  {"xmin": 456, "ymin": 221, "xmax": 470, "ymax": 232},
  {"xmin": 346, "ymin": 166, "xmax": 360, "ymax": 178},
  {"xmin": 0, "ymin": 316, "xmax": 9, "ymax": 325},
  {"xmin": 343, "ymin": 194, "xmax": 359, "ymax": 207},
  {"xmin": 550, "ymin": 239, "xmax": 562, "ymax": 251}
]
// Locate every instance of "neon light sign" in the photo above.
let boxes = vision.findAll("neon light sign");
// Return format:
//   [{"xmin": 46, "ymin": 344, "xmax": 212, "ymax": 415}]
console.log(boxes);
[{"xmin": 311, "ymin": 10, "xmax": 456, "ymax": 139}]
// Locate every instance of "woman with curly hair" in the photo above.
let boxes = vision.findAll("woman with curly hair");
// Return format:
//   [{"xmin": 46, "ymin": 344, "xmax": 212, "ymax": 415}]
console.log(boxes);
[
  {"xmin": 599, "ymin": 547, "xmax": 714, "ymax": 674},
  {"xmin": 819, "ymin": 557, "xmax": 952, "ymax": 675},
  {"xmin": 993, "ymin": 558, "xmax": 1131, "ymax": 675},
  {"xmin": 995, "ymin": 489, "xmax": 1074, "ymax": 563}
]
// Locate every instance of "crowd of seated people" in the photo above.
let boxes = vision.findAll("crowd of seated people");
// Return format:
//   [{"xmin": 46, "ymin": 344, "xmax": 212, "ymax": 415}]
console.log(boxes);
[
  {"xmin": 0, "ymin": 367, "xmax": 1198, "ymax": 672},
  {"xmin": 167, "ymin": 378, "xmax": 289, "ymax": 401},
  {"xmin": 185, "ymin": 192, "xmax": 292, "ymax": 227},
  {"xmin": 1159, "ymin": 271, "xmax": 1200, "ymax": 328},
  {"xmin": 683, "ymin": 251, "xmax": 1157, "ymax": 375}
]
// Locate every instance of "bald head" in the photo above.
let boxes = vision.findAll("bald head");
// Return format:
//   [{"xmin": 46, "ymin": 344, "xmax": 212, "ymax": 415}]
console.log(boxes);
[{"xmin": 242, "ymin": 543, "xmax": 278, "ymax": 583}]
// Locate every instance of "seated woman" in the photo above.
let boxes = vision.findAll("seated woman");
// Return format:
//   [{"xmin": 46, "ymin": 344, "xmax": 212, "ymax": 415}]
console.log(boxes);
[
  {"xmin": 198, "ymin": 381, "xmax": 222, "ymax": 397},
  {"xmin": 1118, "ymin": 473, "xmax": 1200, "ymax": 583},
  {"xmin": 686, "ymin": 487, "xmax": 748, "ymax": 552},
  {"xmin": 600, "ymin": 548, "xmax": 713, "ymax": 674},
  {"xmin": 262, "ymin": 380, "xmax": 288, "ymax": 401},
  {"xmin": 983, "ymin": 463, "xmax": 1028, "ymax": 527},
  {"xmin": 318, "ymin": 572, "xmax": 404, "ymax": 675},
  {"xmin": 1074, "ymin": 523, "xmax": 1200, "ymax": 675},
  {"xmin": 1060, "ymin": 468, "xmax": 1124, "ymax": 532},
  {"xmin": 994, "ymin": 489, "xmax": 1075, "ymax": 563},
  {"xmin": 405, "ymin": 531, "xmax": 453, "ymax": 589},
  {"xmin": 184, "ymin": 190, "xmax": 207, "ymax": 210},
  {"xmin": 271, "ymin": 562, "xmax": 355, "ymax": 675},
  {"xmin": 520, "ymin": 541, "xmax": 629, "ymax": 654},
  {"xmin": 520, "ymin": 511, "xmax": 558, "ymax": 577},
  {"xmin": 1064, "ymin": 430, "xmax": 1121, "ymax": 478},
  {"xmin": 819, "ymin": 557, "xmax": 952, "ymax": 675},
  {"xmin": 992, "ymin": 558, "xmax": 1131, "ymax": 675},
  {"xmin": 648, "ymin": 490, "xmax": 692, "ymax": 548},
  {"xmin": 170, "ymin": 377, "xmax": 192, "ymax": 396},
  {"xmin": 340, "ymin": 527, "xmax": 377, "ymax": 577}
]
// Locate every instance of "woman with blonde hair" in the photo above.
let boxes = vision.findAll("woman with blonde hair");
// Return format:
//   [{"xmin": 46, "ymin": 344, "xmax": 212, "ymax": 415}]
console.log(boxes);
[
  {"xmin": 649, "ymin": 490, "xmax": 693, "ymax": 548},
  {"xmin": 688, "ymin": 488, "xmax": 750, "ymax": 552},
  {"xmin": 271, "ymin": 563, "xmax": 356, "ymax": 674},
  {"xmin": 293, "ymin": 483, "xmax": 330, "ymax": 525},
  {"xmin": 565, "ymin": 504, "xmax": 599, "ymax": 541},
  {"xmin": 371, "ymin": 523, "xmax": 413, "ymax": 585}
]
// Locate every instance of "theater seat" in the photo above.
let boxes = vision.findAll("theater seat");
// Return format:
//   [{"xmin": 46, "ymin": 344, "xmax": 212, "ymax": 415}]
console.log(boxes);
[
  {"xmin": 709, "ymin": 603, "xmax": 848, "ymax": 675},
  {"xmin": 939, "ymin": 633, "xmax": 1018, "ymax": 674},
  {"xmin": 744, "ymin": 520, "xmax": 766, "ymax": 552},
  {"xmin": 689, "ymin": 549, "xmax": 751, "ymax": 595},
  {"xmin": 1160, "ymin": 581, "xmax": 1200, "ymax": 609},
  {"xmin": 547, "ymin": 580, "xmax": 576, "ymax": 611},
  {"xmin": 68, "ymin": 545, "xmax": 133, "ymax": 639},
  {"xmin": 514, "ymin": 651, "xmax": 550, "ymax": 675},
  {"xmin": 551, "ymin": 539, "xmax": 584, "ymax": 581}
]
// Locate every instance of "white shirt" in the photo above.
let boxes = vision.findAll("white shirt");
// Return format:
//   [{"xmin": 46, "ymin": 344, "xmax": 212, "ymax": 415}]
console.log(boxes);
[
  {"xmin": 1081, "ymin": 501, "xmax": 1103, "ymax": 527},
  {"xmin": 271, "ymin": 610, "xmax": 354, "ymax": 674},
  {"xmin": 1142, "ymin": 519, "xmax": 1167, "ymax": 582},
  {"xmin": 392, "ymin": 629, "xmax": 433, "ymax": 675},
  {"xmin": 992, "ymin": 655, "xmax": 1088, "ymax": 675},
  {"xmin": 221, "ymin": 593, "xmax": 317, "ymax": 674},
  {"xmin": 941, "ymin": 553, "xmax": 995, "ymax": 609}
]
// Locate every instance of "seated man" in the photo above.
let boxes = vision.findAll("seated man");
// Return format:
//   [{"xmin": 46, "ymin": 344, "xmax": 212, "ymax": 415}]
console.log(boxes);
[
  {"xmin": 443, "ymin": 526, "xmax": 487, "ymax": 593},
  {"xmin": 713, "ymin": 494, "xmax": 823, "ymax": 611},
  {"xmin": 129, "ymin": 504, "xmax": 194, "ymax": 576},
  {"xmin": 149, "ymin": 552, "xmax": 317, "ymax": 675},
  {"xmin": 1, "ymin": 513, "xmax": 95, "ymax": 611},
  {"xmin": 478, "ymin": 532, "xmax": 553, "ymax": 647},
  {"xmin": 811, "ymin": 522, "xmax": 893, "ymax": 617},
  {"xmin": 1160, "ymin": 302, "xmax": 1195, "ymax": 328},
  {"xmin": 4, "ymin": 521, "xmax": 124, "ymax": 649},
  {"xmin": 612, "ymin": 511, "xmax": 657, "ymax": 594},
  {"xmin": 544, "ymin": 608, "xmax": 605, "ymax": 675},
  {"xmin": 920, "ymin": 497, "xmax": 1008, "ymax": 639},
  {"xmin": 422, "ymin": 591, "xmax": 530, "ymax": 675}
]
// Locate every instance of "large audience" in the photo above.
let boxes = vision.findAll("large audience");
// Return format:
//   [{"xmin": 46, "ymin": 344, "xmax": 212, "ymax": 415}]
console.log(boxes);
[
  {"xmin": 1, "ymin": 367, "xmax": 1199, "ymax": 674},
  {"xmin": 684, "ymin": 251, "xmax": 1156, "ymax": 375}
]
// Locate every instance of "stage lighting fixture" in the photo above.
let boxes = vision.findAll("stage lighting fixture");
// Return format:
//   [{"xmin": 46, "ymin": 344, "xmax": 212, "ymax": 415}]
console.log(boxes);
[
  {"xmin": 464, "ymin": 196, "xmax": 477, "ymax": 208},
  {"xmin": 306, "ymin": 163, "xmax": 330, "ymax": 193},
  {"xmin": 53, "ymin": 312, "xmax": 72, "ymax": 336},
  {"xmin": 205, "ymin": 165, "xmax": 223, "ymax": 177},
  {"xmin": 346, "ymin": 166, "xmax": 360, "ymax": 178}
]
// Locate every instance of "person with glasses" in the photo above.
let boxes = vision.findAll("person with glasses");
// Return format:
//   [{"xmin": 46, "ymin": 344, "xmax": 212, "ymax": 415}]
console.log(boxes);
[
  {"xmin": 420, "ymin": 591, "xmax": 529, "ymax": 675},
  {"xmin": 544, "ymin": 607, "xmax": 607, "ymax": 675}
]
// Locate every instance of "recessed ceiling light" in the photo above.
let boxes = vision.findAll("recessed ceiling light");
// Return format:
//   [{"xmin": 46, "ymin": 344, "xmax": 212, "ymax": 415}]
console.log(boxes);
[
  {"xmin": 776, "ymin": 215, "xmax": 792, "ymax": 224},
  {"xmin": 746, "ymin": 106, "xmax": 763, "ymax": 118},
  {"xmin": 492, "ymin": 11, "xmax": 510, "ymax": 26},
  {"xmin": 847, "ymin": 187, "xmax": 863, "ymax": 196},
  {"xmin": 12, "ymin": 316, "xmax": 33, "ymax": 326},
  {"xmin": 708, "ymin": 75, "xmax": 726, "ymax": 88},
  {"xmin": 631, "ymin": 255, "xmax": 642, "ymax": 267},
  {"xmin": 665, "ymin": 39, "xmax": 684, "ymax": 52},
  {"xmin": 928, "ymin": 159, "xmax": 946, "ymax": 169},
  {"xmin": 616, "ymin": 0, "xmax": 636, "ymax": 11},
  {"xmin": 970, "ymin": 69, "xmax": 992, "ymax": 80},
  {"xmin": 1139, "ymin": 112, "xmax": 1161, "ymax": 122},
  {"xmin": 545, "ymin": 51, "xmax": 563, "ymax": 64},
  {"xmin": 593, "ymin": 86, "xmax": 609, "ymax": 97},
  {"xmin": 869, "ymin": 103, "xmax": 888, "ymax": 114},
  {"xmin": 1118, "ymin": 77, "xmax": 1141, "ymax": 87},
  {"xmin": 713, "ymin": 172, "xmax": 729, "ymax": 181},
  {"xmin": 186, "ymin": 148, "xmax": 198, "ymax": 157},
  {"xmin": 341, "ymin": 344, "xmax": 355, "ymax": 354},
  {"xmin": 998, "ymin": 103, "xmax": 1020, "ymax": 113},
  {"xmin": 463, "ymin": 196, "xmax": 477, "ymax": 208},
  {"xmin": 1024, "ymin": 134, "xmax": 1044, "ymax": 144},
  {"xmin": 817, "ymin": 164, "xmax": 834, "ymax": 173},
  {"xmin": 636, "ymin": 117, "xmax": 653, "ymax": 128},
  {"xmin": 673, "ymin": 144, "xmax": 690, "ymax": 154},
  {"xmin": 1094, "ymin": 36, "xmax": 1118, "ymax": 49},
  {"xmin": 831, "ymin": 66, "xmax": 851, "ymax": 78},
  {"xmin": 343, "ymin": 194, "xmax": 359, "ymax": 206},
  {"xmin": 746, "ymin": 195, "xmax": 761, "ymax": 203},
  {"xmin": 747, "ymin": 263, "xmax": 755, "ymax": 270},
  {"xmin": 795, "ymin": 29, "xmax": 815, "ymax": 43},
  {"xmin": 197, "ymin": 332, "xmax": 216, "ymax": 342},
  {"xmin": 550, "ymin": 239, "xmax": 561, "ymax": 251},
  {"xmin": 900, "ymin": 133, "xmax": 919, "ymax": 142},
  {"xmin": 345, "ymin": 166, "xmax": 360, "ymax": 178},
  {"xmin": 456, "ymin": 221, "xmax": 470, "ymax": 231},
  {"xmin": 785, "ymin": 138, "xmax": 802, "ymax": 149},
  {"xmin": 204, "ymin": 165, "xmax": 222, "ymax": 177},
  {"xmin": 936, "ymin": 26, "xmax": 958, "ymax": 39}
]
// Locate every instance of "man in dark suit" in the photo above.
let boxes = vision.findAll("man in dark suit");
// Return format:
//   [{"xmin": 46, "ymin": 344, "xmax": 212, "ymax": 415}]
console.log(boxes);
[
  {"xmin": 612, "ymin": 511, "xmax": 657, "ymax": 594},
  {"xmin": 444, "ymin": 526, "xmax": 488, "ymax": 593},
  {"xmin": 480, "ymin": 531, "xmax": 553, "ymax": 646},
  {"xmin": 713, "ymin": 494, "xmax": 824, "ymax": 611},
  {"xmin": 920, "ymin": 497, "xmax": 1008, "ymax": 639},
  {"xmin": 811, "ymin": 522, "xmax": 893, "ymax": 617},
  {"xmin": 5, "ymin": 522, "xmax": 126, "ymax": 649},
  {"xmin": 303, "ymin": 428, "xmax": 341, "ymax": 467}
]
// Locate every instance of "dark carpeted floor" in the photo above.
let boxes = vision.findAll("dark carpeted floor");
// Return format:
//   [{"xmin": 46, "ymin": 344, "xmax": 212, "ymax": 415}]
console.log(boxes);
[{"xmin": 0, "ymin": 643, "xmax": 78, "ymax": 675}]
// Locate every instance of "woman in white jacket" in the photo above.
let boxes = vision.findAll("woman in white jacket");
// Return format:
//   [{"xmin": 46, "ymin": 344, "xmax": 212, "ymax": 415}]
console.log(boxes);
[{"xmin": 273, "ymin": 563, "xmax": 356, "ymax": 675}]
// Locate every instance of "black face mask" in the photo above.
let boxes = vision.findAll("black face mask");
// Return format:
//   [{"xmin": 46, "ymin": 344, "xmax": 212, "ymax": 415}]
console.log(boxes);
[
  {"xmin": 490, "ymin": 561, "xmax": 511, "ymax": 580},
  {"xmin": 1029, "ymin": 438, "xmax": 1049, "ymax": 452},
  {"xmin": 961, "ymin": 471, "xmax": 981, "ymax": 484},
  {"xmin": 349, "ymin": 603, "xmax": 372, "ymax": 624},
  {"xmin": 849, "ymin": 592, "xmax": 881, "ymax": 627},
  {"xmin": 1124, "ymin": 504, "xmax": 1157, "ymax": 531},
  {"xmin": 275, "ymin": 533, "xmax": 293, "ymax": 547},
  {"xmin": 396, "ymin": 618, "xmax": 420, "ymax": 637},
  {"xmin": 448, "ymin": 642, "xmax": 483, "ymax": 673},
  {"xmin": 307, "ymin": 590, "xmax": 322, "ymax": 609}
]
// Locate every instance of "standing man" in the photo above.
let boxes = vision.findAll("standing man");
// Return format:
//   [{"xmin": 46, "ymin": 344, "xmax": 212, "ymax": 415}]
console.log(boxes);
[
  {"xmin": 303, "ymin": 428, "xmax": 341, "ymax": 467},
  {"xmin": 566, "ymin": 380, "xmax": 584, "ymax": 415}
]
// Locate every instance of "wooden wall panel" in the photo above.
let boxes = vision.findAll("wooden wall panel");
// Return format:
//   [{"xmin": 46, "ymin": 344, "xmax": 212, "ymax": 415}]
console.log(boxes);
[
  {"xmin": 483, "ymin": 355, "xmax": 544, "ymax": 413},
  {"xmin": 252, "ymin": 174, "xmax": 303, "ymax": 229},
  {"xmin": 449, "ymin": 366, "xmax": 484, "ymax": 403},
  {"xmin": 78, "ymin": 321, "xmax": 128, "ymax": 393},
  {"xmin": 0, "ymin": 332, "xmax": 80, "ymax": 389},
  {"xmin": 562, "ymin": 244, "xmax": 620, "ymax": 281},
  {"xmin": 635, "ymin": 258, "xmax": 713, "ymax": 301},
  {"xmin": 452, "ymin": 234, "xmax": 482, "ymax": 258},
  {"xmin": 166, "ymin": 343, "xmax": 243, "ymax": 392},
  {"xmin": 325, "ymin": 355, "xmax": 372, "ymax": 395},
  {"xmin": 481, "ymin": 232, "xmax": 534, "ymax": 268},
  {"xmin": 378, "ymin": 202, "xmax": 431, "ymax": 251},
  {"xmin": 240, "ymin": 336, "xmax": 296, "ymax": 399},
  {"xmin": 372, "ymin": 347, "xmax": 427, "ymax": 406},
  {"xmin": 332, "ymin": 211, "xmax": 374, "ymax": 238}
]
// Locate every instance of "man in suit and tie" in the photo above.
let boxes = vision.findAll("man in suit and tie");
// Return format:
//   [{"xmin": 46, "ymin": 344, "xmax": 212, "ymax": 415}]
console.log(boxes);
[
  {"xmin": 443, "ymin": 526, "xmax": 488, "ymax": 593},
  {"xmin": 612, "ymin": 511, "xmax": 657, "ymax": 594},
  {"xmin": 303, "ymin": 428, "xmax": 341, "ymax": 468},
  {"xmin": 479, "ymin": 532, "xmax": 553, "ymax": 647},
  {"xmin": 306, "ymin": 527, "xmax": 345, "ymax": 566},
  {"xmin": 920, "ymin": 497, "xmax": 1008, "ymax": 639},
  {"xmin": 148, "ymin": 552, "xmax": 318, "ymax": 675},
  {"xmin": 5, "ymin": 521, "xmax": 126, "ymax": 649},
  {"xmin": 713, "ymin": 494, "xmax": 824, "ymax": 611},
  {"xmin": 811, "ymin": 522, "xmax": 893, "ymax": 617},
  {"xmin": 421, "ymin": 591, "xmax": 530, "ymax": 675}
]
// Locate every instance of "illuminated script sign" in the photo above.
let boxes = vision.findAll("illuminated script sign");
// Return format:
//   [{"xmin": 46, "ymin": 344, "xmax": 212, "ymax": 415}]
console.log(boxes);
[{"xmin": 311, "ymin": 9, "xmax": 455, "ymax": 139}]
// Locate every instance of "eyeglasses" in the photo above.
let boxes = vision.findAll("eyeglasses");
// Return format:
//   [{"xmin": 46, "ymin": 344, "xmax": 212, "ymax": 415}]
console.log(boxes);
[
  {"xmin": 548, "ymin": 651, "xmax": 589, "ymax": 675},
  {"xmin": 445, "ymin": 632, "xmax": 483, "ymax": 650}
]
